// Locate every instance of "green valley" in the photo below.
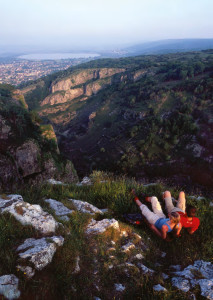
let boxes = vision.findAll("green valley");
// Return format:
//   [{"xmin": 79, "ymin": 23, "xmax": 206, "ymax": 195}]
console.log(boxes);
[{"xmin": 21, "ymin": 50, "xmax": 213, "ymax": 189}]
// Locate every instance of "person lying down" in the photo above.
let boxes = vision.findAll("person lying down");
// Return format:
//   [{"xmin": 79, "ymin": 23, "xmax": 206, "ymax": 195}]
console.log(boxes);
[{"xmin": 132, "ymin": 190, "xmax": 182, "ymax": 241}]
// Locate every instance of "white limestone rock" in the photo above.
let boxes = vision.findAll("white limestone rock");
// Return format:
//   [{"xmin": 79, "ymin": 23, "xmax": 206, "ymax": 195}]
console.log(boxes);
[
  {"xmin": 172, "ymin": 277, "xmax": 190, "ymax": 292},
  {"xmin": 47, "ymin": 179, "xmax": 66, "ymax": 185},
  {"xmin": 0, "ymin": 194, "xmax": 58, "ymax": 234},
  {"xmin": 0, "ymin": 275, "xmax": 20, "ymax": 300},
  {"xmin": 198, "ymin": 279, "xmax": 213, "ymax": 299},
  {"xmin": 69, "ymin": 199, "xmax": 103, "ymax": 215},
  {"xmin": 122, "ymin": 242, "xmax": 135, "ymax": 253},
  {"xmin": 45, "ymin": 198, "xmax": 74, "ymax": 221},
  {"xmin": 174, "ymin": 260, "xmax": 213, "ymax": 280},
  {"xmin": 16, "ymin": 236, "xmax": 64, "ymax": 276},
  {"xmin": 137, "ymin": 263, "xmax": 155, "ymax": 275},
  {"xmin": 162, "ymin": 273, "xmax": 169, "ymax": 280},
  {"xmin": 17, "ymin": 265, "xmax": 35, "ymax": 278},
  {"xmin": 196, "ymin": 196, "xmax": 205, "ymax": 201},
  {"xmin": 0, "ymin": 194, "xmax": 23, "ymax": 209},
  {"xmin": 153, "ymin": 284, "xmax": 167, "ymax": 292},
  {"xmin": 170, "ymin": 265, "xmax": 182, "ymax": 271},
  {"xmin": 86, "ymin": 218, "xmax": 119, "ymax": 235},
  {"xmin": 100, "ymin": 208, "xmax": 108, "ymax": 214},
  {"xmin": 135, "ymin": 253, "xmax": 144, "ymax": 260},
  {"xmin": 172, "ymin": 260, "xmax": 213, "ymax": 298},
  {"xmin": 76, "ymin": 176, "xmax": 92, "ymax": 186},
  {"xmin": 143, "ymin": 183, "xmax": 157, "ymax": 187},
  {"xmin": 115, "ymin": 283, "xmax": 125, "ymax": 292}
]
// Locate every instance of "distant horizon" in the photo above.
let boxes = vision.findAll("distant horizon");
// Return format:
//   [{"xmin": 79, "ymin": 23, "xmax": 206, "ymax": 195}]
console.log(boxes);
[
  {"xmin": 1, "ymin": 37, "xmax": 213, "ymax": 57},
  {"xmin": 1, "ymin": 0, "xmax": 213, "ymax": 55}
]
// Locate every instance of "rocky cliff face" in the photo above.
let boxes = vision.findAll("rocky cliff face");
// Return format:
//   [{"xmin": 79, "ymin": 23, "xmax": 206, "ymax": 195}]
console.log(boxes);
[
  {"xmin": 40, "ymin": 68, "xmax": 125, "ymax": 107},
  {"xmin": 0, "ymin": 88, "xmax": 78, "ymax": 191}
]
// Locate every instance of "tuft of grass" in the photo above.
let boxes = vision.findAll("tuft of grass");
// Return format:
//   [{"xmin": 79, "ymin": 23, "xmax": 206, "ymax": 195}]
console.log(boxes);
[{"xmin": 0, "ymin": 213, "xmax": 38, "ymax": 276}]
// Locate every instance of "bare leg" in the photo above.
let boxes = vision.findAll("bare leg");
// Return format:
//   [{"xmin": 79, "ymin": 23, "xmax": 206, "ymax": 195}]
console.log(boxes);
[
  {"xmin": 150, "ymin": 197, "xmax": 166, "ymax": 218},
  {"xmin": 163, "ymin": 191, "xmax": 175, "ymax": 214},
  {"xmin": 139, "ymin": 204, "xmax": 159, "ymax": 225},
  {"xmin": 176, "ymin": 191, "xmax": 186, "ymax": 212}
]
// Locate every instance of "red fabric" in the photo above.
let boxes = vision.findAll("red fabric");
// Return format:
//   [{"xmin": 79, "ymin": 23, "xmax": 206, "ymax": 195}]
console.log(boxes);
[{"xmin": 178, "ymin": 212, "xmax": 200, "ymax": 231}]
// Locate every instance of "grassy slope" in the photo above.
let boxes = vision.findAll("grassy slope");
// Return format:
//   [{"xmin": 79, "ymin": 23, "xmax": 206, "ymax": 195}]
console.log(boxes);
[{"xmin": 0, "ymin": 171, "xmax": 212, "ymax": 299}]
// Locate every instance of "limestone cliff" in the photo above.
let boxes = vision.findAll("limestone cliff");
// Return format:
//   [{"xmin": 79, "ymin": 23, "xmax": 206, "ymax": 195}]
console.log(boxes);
[
  {"xmin": 51, "ymin": 68, "xmax": 125, "ymax": 93},
  {"xmin": 0, "ymin": 87, "xmax": 78, "ymax": 190},
  {"xmin": 40, "ymin": 68, "xmax": 125, "ymax": 107}
]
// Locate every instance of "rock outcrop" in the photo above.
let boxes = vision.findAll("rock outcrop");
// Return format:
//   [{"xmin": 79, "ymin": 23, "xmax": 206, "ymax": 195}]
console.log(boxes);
[
  {"xmin": 69, "ymin": 199, "xmax": 104, "ymax": 215},
  {"xmin": 14, "ymin": 140, "xmax": 42, "ymax": 177},
  {"xmin": 40, "ymin": 68, "xmax": 125, "ymax": 107},
  {"xmin": 16, "ymin": 236, "xmax": 64, "ymax": 278},
  {"xmin": 171, "ymin": 260, "xmax": 213, "ymax": 299},
  {"xmin": 0, "ymin": 194, "xmax": 58, "ymax": 234},
  {"xmin": 86, "ymin": 218, "xmax": 119, "ymax": 235},
  {"xmin": 0, "ymin": 89, "xmax": 78, "ymax": 190},
  {"xmin": 0, "ymin": 275, "xmax": 20, "ymax": 300},
  {"xmin": 45, "ymin": 198, "xmax": 74, "ymax": 221}
]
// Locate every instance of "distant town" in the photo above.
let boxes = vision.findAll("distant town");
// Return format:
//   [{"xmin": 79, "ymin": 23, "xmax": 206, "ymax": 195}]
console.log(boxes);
[{"xmin": 0, "ymin": 57, "xmax": 96, "ymax": 86}]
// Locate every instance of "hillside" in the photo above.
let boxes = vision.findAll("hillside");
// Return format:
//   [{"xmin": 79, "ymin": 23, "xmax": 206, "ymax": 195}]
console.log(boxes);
[
  {"xmin": 21, "ymin": 50, "xmax": 213, "ymax": 189},
  {"xmin": 0, "ymin": 173, "xmax": 212, "ymax": 299},
  {"xmin": 0, "ymin": 84, "xmax": 78, "ymax": 190},
  {"xmin": 124, "ymin": 39, "xmax": 213, "ymax": 56}
]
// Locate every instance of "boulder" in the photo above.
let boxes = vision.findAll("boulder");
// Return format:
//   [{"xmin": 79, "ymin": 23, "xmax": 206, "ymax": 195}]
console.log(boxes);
[
  {"xmin": 137, "ymin": 263, "xmax": 155, "ymax": 275},
  {"xmin": 153, "ymin": 284, "xmax": 167, "ymax": 292},
  {"xmin": 172, "ymin": 277, "xmax": 190, "ymax": 292},
  {"xmin": 0, "ymin": 275, "xmax": 20, "ymax": 300},
  {"xmin": 69, "ymin": 199, "xmax": 103, "ymax": 215},
  {"xmin": 76, "ymin": 176, "xmax": 92, "ymax": 186},
  {"xmin": 198, "ymin": 279, "xmax": 213, "ymax": 299},
  {"xmin": 0, "ymin": 194, "xmax": 58, "ymax": 234},
  {"xmin": 15, "ymin": 140, "xmax": 41, "ymax": 177},
  {"xmin": 86, "ymin": 218, "xmax": 119, "ymax": 235},
  {"xmin": 114, "ymin": 283, "xmax": 125, "ymax": 292},
  {"xmin": 45, "ymin": 198, "xmax": 73, "ymax": 221},
  {"xmin": 46, "ymin": 179, "xmax": 65, "ymax": 185},
  {"xmin": 121, "ymin": 242, "xmax": 135, "ymax": 253},
  {"xmin": 171, "ymin": 260, "xmax": 213, "ymax": 298},
  {"xmin": 16, "ymin": 236, "xmax": 64, "ymax": 277}
]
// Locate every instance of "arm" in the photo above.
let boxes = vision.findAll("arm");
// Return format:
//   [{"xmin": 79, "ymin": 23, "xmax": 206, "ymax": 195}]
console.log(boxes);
[
  {"xmin": 149, "ymin": 224, "xmax": 168, "ymax": 240},
  {"xmin": 174, "ymin": 223, "xmax": 182, "ymax": 237},
  {"xmin": 187, "ymin": 227, "xmax": 196, "ymax": 234},
  {"xmin": 161, "ymin": 224, "xmax": 168, "ymax": 239},
  {"xmin": 187, "ymin": 219, "xmax": 200, "ymax": 234}
]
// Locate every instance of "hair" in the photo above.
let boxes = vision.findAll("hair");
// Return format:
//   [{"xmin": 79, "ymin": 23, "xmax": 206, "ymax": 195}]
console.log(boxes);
[
  {"xmin": 186, "ymin": 205, "xmax": 197, "ymax": 217},
  {"xmin": 169, "ymin": 211, "xmax": 180, "ymax": 225}
]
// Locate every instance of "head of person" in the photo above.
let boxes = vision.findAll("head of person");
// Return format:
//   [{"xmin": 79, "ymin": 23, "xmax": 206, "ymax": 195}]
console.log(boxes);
[
  {"xmin": 186, "ymin": 205, "xmax": 197, "ymax": 217},
  {"xmin": 169, "ymin": 211, "xmax": 180, "ymax": 225}
]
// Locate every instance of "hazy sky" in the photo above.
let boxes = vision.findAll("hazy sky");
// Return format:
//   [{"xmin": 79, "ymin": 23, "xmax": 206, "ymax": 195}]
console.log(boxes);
[{"xmin": 0, "ymin": 0, "xmax": 213, "ymax": 51}]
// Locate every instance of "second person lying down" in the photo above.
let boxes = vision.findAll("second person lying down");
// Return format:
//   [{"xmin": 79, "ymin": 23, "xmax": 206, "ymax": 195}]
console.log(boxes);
[{"xmin": 132, "ymin": 190, "xmax": 182, "ymax": 240}]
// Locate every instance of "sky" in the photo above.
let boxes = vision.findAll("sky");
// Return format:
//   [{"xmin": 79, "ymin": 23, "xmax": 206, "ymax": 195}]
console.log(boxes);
[{"xmin": 0, "ymin": 0, "xmax": 213, "ymax": 52}]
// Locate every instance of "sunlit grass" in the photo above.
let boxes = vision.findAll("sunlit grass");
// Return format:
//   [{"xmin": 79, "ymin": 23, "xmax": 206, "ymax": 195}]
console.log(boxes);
[{"xmin": 0, "ymin": 170, "xmax": 212, "ymax": 299}]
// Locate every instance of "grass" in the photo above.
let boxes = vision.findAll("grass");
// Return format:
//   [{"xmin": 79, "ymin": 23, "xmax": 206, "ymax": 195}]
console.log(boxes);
[
  {"xmin": 0, "ymin": 170, "xmax": 212, "ymax": 299},
  {"xmin": 0, "ymin": 213, "xmax": 38, "ymax": 276}
]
